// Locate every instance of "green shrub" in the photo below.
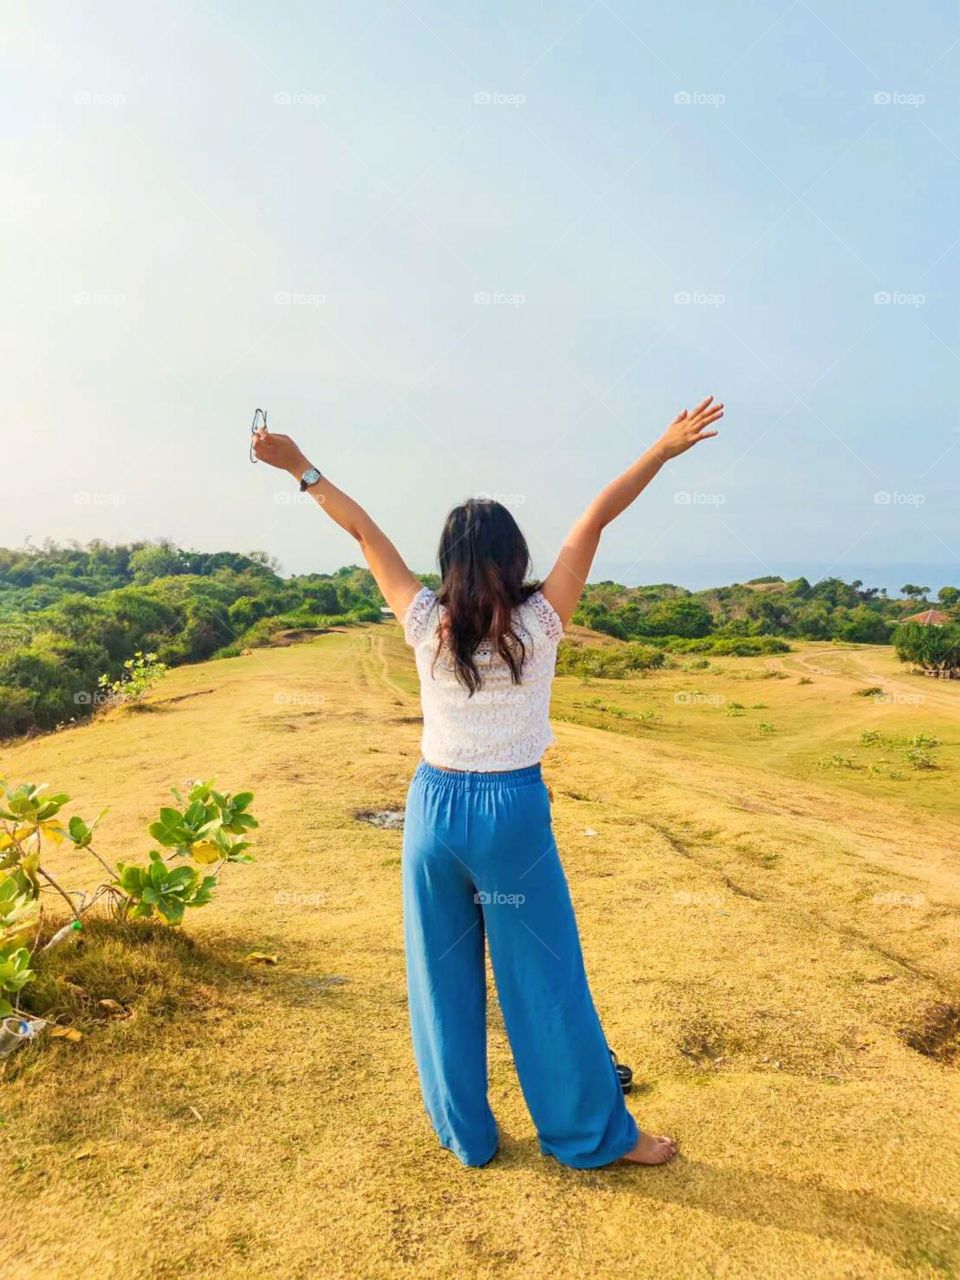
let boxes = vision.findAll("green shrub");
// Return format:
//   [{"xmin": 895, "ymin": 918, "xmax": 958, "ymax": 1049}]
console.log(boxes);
[
  {"xmin": 556, "ymin": 641, "xmax": 665, "ymax": 679},
  {"xmin": 0, "ymin": 776, "xmax": 259, "ymax": 1019}
]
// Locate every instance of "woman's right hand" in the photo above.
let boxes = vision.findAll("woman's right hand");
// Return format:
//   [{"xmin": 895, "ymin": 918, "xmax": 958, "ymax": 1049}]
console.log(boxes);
[{"xmin": 252, "ymin": 428, "xmax": 311, "ymax": 478}]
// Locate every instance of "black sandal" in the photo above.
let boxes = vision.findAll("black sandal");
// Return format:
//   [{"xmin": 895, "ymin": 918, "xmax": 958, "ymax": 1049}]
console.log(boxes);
[{"xmin": 610, "ymin": 1047, "xmax": 634, "ymax": 1094}]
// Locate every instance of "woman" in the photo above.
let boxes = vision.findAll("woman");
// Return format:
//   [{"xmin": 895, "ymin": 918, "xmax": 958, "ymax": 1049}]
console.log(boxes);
[{"xmin": 253, "ymin": 395, "xmax": 723, "ymax": 1168}]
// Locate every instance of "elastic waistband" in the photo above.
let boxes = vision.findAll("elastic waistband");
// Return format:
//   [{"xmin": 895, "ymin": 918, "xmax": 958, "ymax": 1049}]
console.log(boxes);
[{"xmin": 414, "ymin": 760, "xmax": 543, "ymax": 791}]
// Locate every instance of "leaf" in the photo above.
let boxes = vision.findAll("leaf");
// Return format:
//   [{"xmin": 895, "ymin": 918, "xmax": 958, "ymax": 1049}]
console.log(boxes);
[
  {"xmin": 15, "ymin": 853, "xmax": 41, "ymax": 897},
  {"xmin": 67, "ymin": 816, "xmax": 92, "ymax": 847},
  {"xmin": 183, "ymin": 800, "xmax": 208, "ymax": 828},
  {"xmin": 149, "ymin": 808, "xmax": 186, "ymax": 847},
  {"xmin": 246, "ymin": 952, "xmax": 279, "ymax": 965},
  {"xmin": 97, "ymin": 999, "xmax": 126, "ymax": 1015},
  {"xmin": 50, "ymin": 1026, "xmax": 83, "ymax": 1041},
  {"xmin": 190, "ymin": 842, "xmax": 221, "ymax": 865},
  {"xmin": 159, "ymin": 900, "xmax": 185, "ymax": 925}
]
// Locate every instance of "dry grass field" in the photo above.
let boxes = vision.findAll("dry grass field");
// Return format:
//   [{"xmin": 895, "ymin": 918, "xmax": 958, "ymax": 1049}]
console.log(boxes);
[{"xmin": 3, "ymin": 627, "xmax": 960, "ymax": 1279}]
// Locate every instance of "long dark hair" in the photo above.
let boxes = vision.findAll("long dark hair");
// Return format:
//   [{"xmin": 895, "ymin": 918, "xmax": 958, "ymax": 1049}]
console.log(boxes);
[{"xmin": 435, "ymin": 499, "xmax": 539, "ymax": 695}]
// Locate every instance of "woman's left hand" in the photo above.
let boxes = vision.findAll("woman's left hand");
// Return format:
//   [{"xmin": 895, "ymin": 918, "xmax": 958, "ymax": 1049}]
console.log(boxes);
[
  {"xmin": 656, "ymin": 396, "xmax": 724, "ymax": 461},
  {"xmin": 253, "ymin": 428, "xmax": 310, "ymax": 477}
]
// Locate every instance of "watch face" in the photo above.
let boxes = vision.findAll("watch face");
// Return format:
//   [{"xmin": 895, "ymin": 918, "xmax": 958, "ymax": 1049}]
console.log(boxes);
[{"xmin": 302, "ymin": 467, "xmax": 321, "ymax": 487}]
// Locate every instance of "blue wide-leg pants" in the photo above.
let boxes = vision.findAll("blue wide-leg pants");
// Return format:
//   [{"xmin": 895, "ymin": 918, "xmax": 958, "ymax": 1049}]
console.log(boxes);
[{"xmin": 402, "ymin": 760, "xmax": 638, "ymax": 1169}]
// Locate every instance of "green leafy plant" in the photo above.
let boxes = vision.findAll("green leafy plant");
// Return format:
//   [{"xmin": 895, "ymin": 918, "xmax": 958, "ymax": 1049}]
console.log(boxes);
[
  {"xmin": 817, "ymin": 754, "xmax": 862, "ymax": 771},
  {"xmin": 0, "ymin": 774, "xmax": 259, "ymax": 1018},
  {"xmin": 115, "ymin": 852, "xmax": 217, "ymax": 925},
  {"xmin": 905, "ymin": 747, "xmax": 937, "ymax": 771},
  {"xmin": 0, "ymin": 871, "xmax": 40, "ymax": 1016},
  {"xmin": 97, "ymin": 650, "xmax": 167, "ymax": 705}
]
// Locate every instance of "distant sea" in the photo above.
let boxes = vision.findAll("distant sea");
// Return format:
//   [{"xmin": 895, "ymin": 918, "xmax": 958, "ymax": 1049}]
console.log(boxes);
[{"xmin": 592, "ymin": 561, "xmax": 960, "ymax": 595}]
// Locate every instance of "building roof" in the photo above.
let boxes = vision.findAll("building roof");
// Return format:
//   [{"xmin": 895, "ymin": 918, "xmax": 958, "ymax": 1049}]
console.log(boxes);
[{"xmin": 901, "ymin": 608, "xmax": 951, "ymax": 625}]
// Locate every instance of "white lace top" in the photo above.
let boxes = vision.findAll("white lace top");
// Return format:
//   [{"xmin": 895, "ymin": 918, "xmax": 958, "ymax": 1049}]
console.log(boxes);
[{"xmin": 403, "ymin": 587, "xmax": 563, "ymax": 771}]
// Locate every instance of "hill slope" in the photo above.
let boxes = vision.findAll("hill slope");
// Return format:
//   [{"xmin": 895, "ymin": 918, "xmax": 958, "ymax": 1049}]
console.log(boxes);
[{"xmin": 4, "ymin": 629, "xmax": 960, "ymax": 1279}]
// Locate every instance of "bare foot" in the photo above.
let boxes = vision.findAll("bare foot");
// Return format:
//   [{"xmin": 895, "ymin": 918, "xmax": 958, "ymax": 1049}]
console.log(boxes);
[{"xmin": 621, "ymin": 1130, "xmax": 678, "ymax": 1165}]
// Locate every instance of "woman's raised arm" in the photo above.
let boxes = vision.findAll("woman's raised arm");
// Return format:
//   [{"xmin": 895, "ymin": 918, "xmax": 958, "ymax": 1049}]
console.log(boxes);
[
  {"xmin": 541, "ymin": 396, "xmax": 724, "ymax": 627},
  {"xmin": 252, "ymin": 428, "xmax": 423, "ymax": 620}
]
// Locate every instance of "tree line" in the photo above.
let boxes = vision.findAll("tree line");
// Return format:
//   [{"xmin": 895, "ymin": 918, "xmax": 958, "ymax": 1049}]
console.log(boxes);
[
  {"xmin": 0, "ymin": 540, "xmax": 383, "ymax": 737},
  {"xmin": 1, "ymin": 545, "xmax": 957, "ymax": 738}
]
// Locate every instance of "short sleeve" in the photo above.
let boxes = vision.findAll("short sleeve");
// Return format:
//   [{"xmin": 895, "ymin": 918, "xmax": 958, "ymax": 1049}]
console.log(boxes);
[
  {"xmin": 403, "ymin": 587, "xmax": 438, "ymax": 646},
  {"xmin": 528, "ymin": 591, "xmax": 563, "ymax": 642}
]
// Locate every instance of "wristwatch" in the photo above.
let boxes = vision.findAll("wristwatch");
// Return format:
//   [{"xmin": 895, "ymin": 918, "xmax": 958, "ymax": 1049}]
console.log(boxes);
[{"xmin": 299, "ymin": 466, "xmax": 323, "ymax": 492}]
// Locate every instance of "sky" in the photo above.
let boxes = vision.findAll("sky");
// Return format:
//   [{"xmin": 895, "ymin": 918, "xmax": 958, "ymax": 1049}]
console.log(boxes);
[{"xmin": 3, "ymin": 1, "xmax": 959, "ymax": 592}]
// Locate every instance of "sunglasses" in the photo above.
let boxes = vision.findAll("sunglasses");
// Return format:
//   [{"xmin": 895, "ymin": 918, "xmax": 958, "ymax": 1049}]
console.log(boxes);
[{"xmin": 250, "ymin": 407, "xmax": 267, "ymax": 463}]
